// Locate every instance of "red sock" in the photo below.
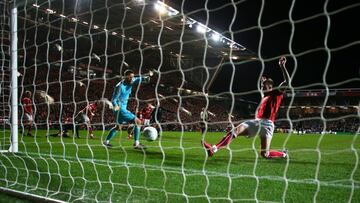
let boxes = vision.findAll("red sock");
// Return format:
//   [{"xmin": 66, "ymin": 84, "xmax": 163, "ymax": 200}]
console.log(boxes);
[
  {"xmin": 267, "ymin": 150, "xmax": 285, "ymax": 158},
  {"xmin": 215, "ymin": 132, "xmax": 234, "ymax": 149}
]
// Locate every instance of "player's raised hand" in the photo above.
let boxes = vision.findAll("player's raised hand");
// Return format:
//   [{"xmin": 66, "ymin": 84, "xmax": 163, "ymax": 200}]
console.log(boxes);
[
  {"xmin": 180, "ymin": 107, "xmax": 192, "ymax": 116},
  {"xmin": 261, "ymin": 76, "xmax": 267, "ymax": 83},
  {"xmin": 141, "ymin": 70, "xmax": 154, "ymax": 83},
  {"xmin": 114, "ymin": 106, "xmax": 120, "ymax": 111},
  {"xmin": 279, "ymin": 56, "xmax": 286, "ymax": 66}
]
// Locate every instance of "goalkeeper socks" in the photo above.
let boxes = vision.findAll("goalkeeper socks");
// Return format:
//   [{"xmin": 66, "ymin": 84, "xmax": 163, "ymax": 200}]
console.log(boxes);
[
  {"xmin": 215, "ymin": 132, "xmax": 235, "ymax": 149},
  {"xmin": 106, "ymin": 127, "xmax": 118, "ymax": 141},
  {"xmin": 266, "ymin": 150, "xmax": 286, "ymax": 158},
  {"xmin": 134, "ymin": 126, "xmax": 140, "ymax": 142}
]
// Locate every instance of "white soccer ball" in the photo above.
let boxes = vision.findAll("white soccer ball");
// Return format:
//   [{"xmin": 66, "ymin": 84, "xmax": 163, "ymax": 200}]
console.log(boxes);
[{"xmin": 143, "ymin": 127, "xmax": 158, "ymax": 141}]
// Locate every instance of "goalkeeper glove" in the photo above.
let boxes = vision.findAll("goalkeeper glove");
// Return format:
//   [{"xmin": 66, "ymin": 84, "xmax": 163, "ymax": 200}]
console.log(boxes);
[{"xmin": 142, "ymin": 76, "xmax": 151, "ymax": 84}]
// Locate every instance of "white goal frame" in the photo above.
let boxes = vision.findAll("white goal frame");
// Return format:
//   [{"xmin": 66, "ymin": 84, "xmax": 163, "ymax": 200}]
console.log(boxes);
[{"xmin": 0, "ymin": 2, "xmax": 17, "ymax": 153}]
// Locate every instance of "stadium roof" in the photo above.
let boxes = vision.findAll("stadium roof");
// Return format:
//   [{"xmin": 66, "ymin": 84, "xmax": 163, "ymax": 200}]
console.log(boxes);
[{"xmin": 14, "ymin": 0, "xmax": 256, "ymax": 61}]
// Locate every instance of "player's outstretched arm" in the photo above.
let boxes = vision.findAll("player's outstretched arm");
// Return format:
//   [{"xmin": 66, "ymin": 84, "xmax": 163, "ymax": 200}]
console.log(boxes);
[
  {"xmin": 112, "ymin": 85, "xmax": 122, "ymax": 111},
  {"xmin": 134, "ymin": 70, "xmax": 155, "ymax": 84},
  {"xmin": 278, "ymin": 56, "xmax": 291, "ymax": 92}
]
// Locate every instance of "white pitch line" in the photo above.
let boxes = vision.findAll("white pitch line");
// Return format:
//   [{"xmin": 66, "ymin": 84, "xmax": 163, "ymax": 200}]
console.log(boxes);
[{"xmin": 14, "ymin": 151, "xmax": 360, "ymax": 190}]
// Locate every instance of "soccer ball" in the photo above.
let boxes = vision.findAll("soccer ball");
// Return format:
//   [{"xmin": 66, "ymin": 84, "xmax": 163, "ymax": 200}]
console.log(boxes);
[{"xmin": 143, "ymin": 127, "xmax": 158, "ymax": 141}]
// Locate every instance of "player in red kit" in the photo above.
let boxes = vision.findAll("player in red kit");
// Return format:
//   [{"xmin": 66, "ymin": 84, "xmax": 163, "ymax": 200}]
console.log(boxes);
[
  {"xmin": 75, "ymin": 102, "xmax": 97, "ymax": 139},
  {"xmin": 21, "ymin": 90, "xmax": 33, "ymax": 136},
  {"xmin": 202, "ymin": 56, "xmax": 291, "ymax": 159},
  {"xmin": 127, "ymin": 103, "xmax": 154, "ymax": 139},
  {"xmin": 141, "ymin": 103, "xmax": 155, "ymax": 126}
]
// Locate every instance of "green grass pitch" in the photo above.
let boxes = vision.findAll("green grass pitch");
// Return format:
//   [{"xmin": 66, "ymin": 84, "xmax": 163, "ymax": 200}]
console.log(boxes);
[{"xmin": 0, "ymin": 129, "xmax": 359, "ymax": 202}]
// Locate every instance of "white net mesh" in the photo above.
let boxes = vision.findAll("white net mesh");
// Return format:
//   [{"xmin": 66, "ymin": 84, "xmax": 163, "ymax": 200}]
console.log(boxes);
[
  {"xmin": 0, "ymin": 1, "xmax": 11, "ymax": 152},
  {"xmin": 0, "ymin": 0, "xmax": 359, "ymax": 202}
]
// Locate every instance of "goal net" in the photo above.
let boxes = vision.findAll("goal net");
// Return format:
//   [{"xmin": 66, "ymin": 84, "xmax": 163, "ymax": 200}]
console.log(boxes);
[
  {"xmin": 0, "ymin": 1, "xmax": 11, "ymax": 152},
  {"xmin": 0, "ymin": 0, "xmax": 359, "ymax": 202}
]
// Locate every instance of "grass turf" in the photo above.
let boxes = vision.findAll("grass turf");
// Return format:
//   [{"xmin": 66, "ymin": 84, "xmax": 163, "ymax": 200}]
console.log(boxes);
[{"xmin": 0, "ymin": 129, "xmax": 359, "ymax": 202}]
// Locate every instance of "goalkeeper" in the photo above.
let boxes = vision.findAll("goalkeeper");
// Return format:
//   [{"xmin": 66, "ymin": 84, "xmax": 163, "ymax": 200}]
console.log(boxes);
[
  {"xmin": 202, "ymin": 56, "xmax": 290, "ymax": 159},
  {"xmin": 103, "ymin": 69, "xmax": 153, "ymax": 149}
]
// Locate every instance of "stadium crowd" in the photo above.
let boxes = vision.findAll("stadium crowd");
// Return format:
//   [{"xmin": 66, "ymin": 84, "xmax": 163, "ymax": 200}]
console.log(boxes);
[
  {"xmin": 17, "ymin": 62, "xmax": 242, "ymax": 134},
  {"xmin": 12, "ymin": 52, "xmax": 358, "ymax": 135}
]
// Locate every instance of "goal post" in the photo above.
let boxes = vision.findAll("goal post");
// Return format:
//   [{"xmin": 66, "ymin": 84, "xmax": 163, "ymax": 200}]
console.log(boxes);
[
  {"xmin": 9, "ymin": 3, "xmax": 18, "ymax": 153},
  {"xmin": 0, "ymin": 1, "xmax": 18, "ymax": 153},
  {"xmin": 0, "ymin": 0, "xmax": 359, "ymax": 202}
]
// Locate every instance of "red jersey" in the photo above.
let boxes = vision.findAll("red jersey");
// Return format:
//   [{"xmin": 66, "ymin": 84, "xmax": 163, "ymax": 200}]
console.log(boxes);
[
  {"xmin": 136, "ymin": 111, "xmax": 143, "ymax": 119},
  {"xmin": 256, "ymin": 90, "xmax": 284, "ymax": 122},
  {"xmin": 63, "ymin": 116, "xmax": 72, "ymax": 124},
  {"xmin": 141, "ymin": 106, "xmax": 153, "ymax": 119},
  {"xmin": 80, "ymin": 103, "xmax": 97, "ymax": 119},
  {"xmin": 22, "ymin": 97, "xmax": 33, "ymax": 114}
]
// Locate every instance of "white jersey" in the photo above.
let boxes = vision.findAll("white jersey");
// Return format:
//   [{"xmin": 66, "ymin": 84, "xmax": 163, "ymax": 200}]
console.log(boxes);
[{"xmin": 200, "ymin": 110, "xmax": 209, "ymax": 121}]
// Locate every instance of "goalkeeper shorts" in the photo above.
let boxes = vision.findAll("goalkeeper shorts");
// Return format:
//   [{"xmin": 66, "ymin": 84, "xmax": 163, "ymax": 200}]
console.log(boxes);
[{"xmin": 115, "ymin": 109, "xmax": 135, "ymax": 124}]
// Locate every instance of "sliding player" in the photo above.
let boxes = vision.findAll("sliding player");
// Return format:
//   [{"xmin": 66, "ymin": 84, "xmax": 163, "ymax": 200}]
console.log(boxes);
[
  {"xmin": 202, "ymin": 56, "xmax": 290, "ymax": 159},
  {"xmin": 103, "ymin": 69, "xmax": 153, "ymax": 149}
]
